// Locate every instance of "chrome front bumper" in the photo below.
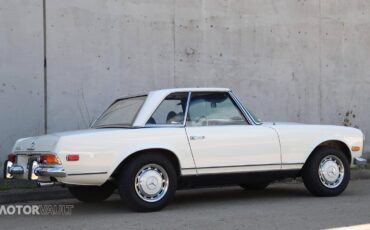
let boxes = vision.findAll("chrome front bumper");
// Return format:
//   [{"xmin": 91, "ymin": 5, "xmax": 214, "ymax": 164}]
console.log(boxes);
[
  {"xmin": 3, "ymin": 160, "xmax": 66, "ymax": 180},
  {"xmin": 354, "ymin": 156, "xmax": 367, "ymax": 166}
]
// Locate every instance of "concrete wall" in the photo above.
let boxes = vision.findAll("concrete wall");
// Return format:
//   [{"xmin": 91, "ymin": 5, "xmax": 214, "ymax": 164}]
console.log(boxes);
[
  {"xmin": 0, "ymin": 1, "xmax": 44, "ymax": 165},
  {"xmin": 1, "ymin": 0, "xmax": 370, "ymax": 170},
  {"xmin": 46, "ymin": 0, "xmax": 176, "ymax": 133}
]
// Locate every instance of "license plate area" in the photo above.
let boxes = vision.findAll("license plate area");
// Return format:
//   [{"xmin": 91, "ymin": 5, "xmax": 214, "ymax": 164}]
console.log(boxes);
[
  {"xmin": 15, "ymin": 155, "xmax": 30, "ymax": 179},
  {"xmin": 13, "ymin": 153, "xmax": 42, "ymax": 180}
]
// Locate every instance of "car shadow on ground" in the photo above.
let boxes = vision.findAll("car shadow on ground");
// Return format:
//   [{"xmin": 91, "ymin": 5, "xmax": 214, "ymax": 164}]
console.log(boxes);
[
  {"xmin": 68, "ymin": 183, "xmax": 311, "ymax": 214},
  {"xmin": 16, "ymin": 181, "xmax": 358, "ymax": 217},
  {"xmin": 171, "ymin": 184, "xmax": 312, "ymax": 208}
]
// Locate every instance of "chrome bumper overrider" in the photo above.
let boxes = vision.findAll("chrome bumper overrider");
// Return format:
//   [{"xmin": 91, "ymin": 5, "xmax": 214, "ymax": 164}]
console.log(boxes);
[
  {"xmin": 3, "ymin": 160, "xmax": 66, "ymax": 180},
  {"xmin": 354, "ymin": 156, "xmax": 367, "ymax": 166}
]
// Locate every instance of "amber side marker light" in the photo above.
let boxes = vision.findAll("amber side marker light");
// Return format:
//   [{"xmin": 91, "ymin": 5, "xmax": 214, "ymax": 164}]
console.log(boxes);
[
  {"xmin": 66, "ymin": 154, "xmax": 79, "ymax": 161},
  {"xmin": 40, "ymin": 154, "xmax": 61, "ymax": 165},
  {"xmin": 352, "ymin": 146, "xmax": 361, "ymax": 152}
]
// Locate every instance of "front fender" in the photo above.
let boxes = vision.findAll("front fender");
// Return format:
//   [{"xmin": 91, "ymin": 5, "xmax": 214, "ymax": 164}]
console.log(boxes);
[
  {"xmin": 274, "ymin": 125, "xmax": 363, "ymax": 166},
  {"xmin": 304, "ymin": 137, "xmax": 351, "ymax": 161}
]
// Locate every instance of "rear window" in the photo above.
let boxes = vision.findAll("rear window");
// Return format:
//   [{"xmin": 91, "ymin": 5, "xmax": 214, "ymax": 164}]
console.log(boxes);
[{"xmin": 92, "ymin": 96, "xmax": 146, "ymax": 127}]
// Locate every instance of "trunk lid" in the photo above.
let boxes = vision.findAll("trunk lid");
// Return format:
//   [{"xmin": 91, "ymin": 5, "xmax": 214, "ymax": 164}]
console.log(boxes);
[{"xmin": 13, "ymin": 134, "xmax": 60, "ymax": 153}]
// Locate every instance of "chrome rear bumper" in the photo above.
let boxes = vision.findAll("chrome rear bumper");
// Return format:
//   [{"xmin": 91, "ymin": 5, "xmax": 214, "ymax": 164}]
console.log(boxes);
[
  {"xmin": 354, "ymin": 156, "xmax": 367, "ymax": 166},
  {"xmin": 3, "ymin": 160, "xmax": 66, "ymax": 180},
  {"xmin": 3, "ymin": 161, "xmax": 21, "ymax": 179},
  {"xmin": 34, "ymin": 166, "xmax": 66, "ymax": 177}
]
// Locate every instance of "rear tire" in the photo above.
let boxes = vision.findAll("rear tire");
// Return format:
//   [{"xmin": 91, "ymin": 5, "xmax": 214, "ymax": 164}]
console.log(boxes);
[
  {"xmin": 118, "ymin": 153, "xmax": 177, "ymax": 212},
  {"xmin": 240, "ymin": 182, "xmax": 269, "ymax": 190},
  {"xmin": 68, "ymin": 181, "xmax": 116, "ymax": 203},
  {"xmin": 302, "ymin": 146, "xmax": 350, "ymax": 197}
]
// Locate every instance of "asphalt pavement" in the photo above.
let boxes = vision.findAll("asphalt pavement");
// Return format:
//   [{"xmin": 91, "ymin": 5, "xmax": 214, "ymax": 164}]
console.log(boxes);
[{"xmin": 1, "ymin": 179, "xmax": 370, "ymax": 230}]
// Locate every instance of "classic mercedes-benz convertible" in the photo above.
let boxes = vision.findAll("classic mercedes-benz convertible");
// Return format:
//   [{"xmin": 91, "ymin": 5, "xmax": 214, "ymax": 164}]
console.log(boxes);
[{"xmin": 3, "ymin": 88, "xmax": 367, "ymax": 212}]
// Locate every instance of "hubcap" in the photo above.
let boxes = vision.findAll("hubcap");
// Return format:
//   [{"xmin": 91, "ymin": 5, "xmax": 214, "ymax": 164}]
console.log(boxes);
[
  {"xmin": 318, "ymin": 155, "xmax": 345, "ymax": 188},
  {"xmin": 135, "ymin": 164, "xmax": 169, "ymax": 202}
]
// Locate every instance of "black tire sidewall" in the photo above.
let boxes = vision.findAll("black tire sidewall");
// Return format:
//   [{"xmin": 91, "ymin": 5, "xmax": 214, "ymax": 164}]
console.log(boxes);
[
  {"xmin": 118, "ymin": 153, "xmax": 177, "ymax": 212},
  {"xmin": 302, "ymin": 147, "xmax": 350, "ymax": 196}
]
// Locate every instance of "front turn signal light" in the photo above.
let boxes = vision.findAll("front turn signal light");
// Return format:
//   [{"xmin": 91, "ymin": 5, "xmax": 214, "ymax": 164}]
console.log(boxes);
[
  {"xmin": 39, "ymin": 154, "xmax": 61, "ymax": 165},
  {"xmin": 352, "ymin": 146, "xmax": 361, "ymax": 152}
]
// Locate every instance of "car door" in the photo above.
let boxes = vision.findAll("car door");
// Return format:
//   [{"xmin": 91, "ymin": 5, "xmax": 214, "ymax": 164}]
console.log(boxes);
[{"xmin": 185, "ymin": 92, "xmax": 281, "ymax": 174}]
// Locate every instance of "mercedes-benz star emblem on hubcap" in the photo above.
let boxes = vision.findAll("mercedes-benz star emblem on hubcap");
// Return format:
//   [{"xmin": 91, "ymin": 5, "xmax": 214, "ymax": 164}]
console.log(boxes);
[{"xmin": 147, "ymin": 177, "xmax": 158, "ymax": 190}]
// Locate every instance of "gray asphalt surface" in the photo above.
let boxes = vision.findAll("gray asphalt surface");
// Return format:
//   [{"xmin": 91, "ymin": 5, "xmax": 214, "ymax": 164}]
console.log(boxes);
[{"xmin": 1, "ymin": 180, "xmax": 370, "ymax": 230}]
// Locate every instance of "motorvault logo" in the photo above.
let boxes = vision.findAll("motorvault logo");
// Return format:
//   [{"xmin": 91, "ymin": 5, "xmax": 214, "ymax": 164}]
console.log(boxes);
[{"xmin": 0, "ymin": 205, "xmax": 74, "ymax": 215}]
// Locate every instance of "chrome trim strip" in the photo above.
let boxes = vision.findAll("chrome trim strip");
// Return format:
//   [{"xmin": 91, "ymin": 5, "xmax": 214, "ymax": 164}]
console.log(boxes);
[
  {"xmin": 183, "ymin": 91, "xmax": 192, "ymax": 126},
  {"xmin": 145, "ymin": 124, "xmax": 184, "ymax": 128},
  {"xmin": 181, "ymin": 168, "xmax": 197, "ymax": 175},
  {"xmin": 228, "ymin": 91, "xmax": 254, "ymax": 125},
  {"xmin": 67, "ymin": 172, "xmax": 108, "ymax": 176},
  {"xmin": 182, "ymin": 163, "xmax": 303, "ymax": 170},
  {"xmin": 281, "ymin": 163, "xmax": 304, "ymax": 170},
  {"xmin": 197, "ymin": 164, "xmax": 281, "ymax": 175},
  {"xmin": 14, "ymin": 151, "xmax": 52, "ymax": 155}
]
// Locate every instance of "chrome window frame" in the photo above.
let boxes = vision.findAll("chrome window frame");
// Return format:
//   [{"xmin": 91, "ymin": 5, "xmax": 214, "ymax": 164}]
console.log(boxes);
[
  {"xmin": 144, "ymin": 90, "xmax": 260, "ymax": 128},
  {"xmin": 144, "ymin": 92, "xmax": 191, "ymax": 128},
  {"xmin": 229, "ymin": 91, "xmax": 262, "ymax": 125},
  {"xmin": 185, "ymin": 91, "xmax": 251, "ymax": 126}
]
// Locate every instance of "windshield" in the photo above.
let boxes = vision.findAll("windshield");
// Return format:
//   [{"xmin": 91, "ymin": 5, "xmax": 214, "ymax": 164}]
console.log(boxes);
[{"xmin": 92, "ymin": 96, "xmax": 147, "ymax": 128}]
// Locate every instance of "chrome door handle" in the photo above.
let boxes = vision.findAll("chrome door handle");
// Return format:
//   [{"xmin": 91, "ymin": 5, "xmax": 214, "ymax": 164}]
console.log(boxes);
[{"xmin": 190, "ymin": 136, "xmax": 205, "ymax": 140}]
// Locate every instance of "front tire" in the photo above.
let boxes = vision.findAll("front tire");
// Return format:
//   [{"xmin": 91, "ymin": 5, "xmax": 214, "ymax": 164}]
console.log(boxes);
[
  {"xmin": 68, "ymin": 181, "xmax": 116, "ymax": 203},
  {"xmin": 302, "ymin": 147, "xmax": 350, "ymax": 197},
  {"xmin": 118, "ymin": 153, "xmax": 177, "ymax": 212}
]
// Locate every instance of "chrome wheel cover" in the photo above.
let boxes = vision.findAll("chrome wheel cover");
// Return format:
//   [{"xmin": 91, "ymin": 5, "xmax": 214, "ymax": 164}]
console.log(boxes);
[
  {"xmin": 135, "ymin": 164, "xmax": 169, "ymax": 203},
  {"xmin": 318, "ymin": 155, "xmax": 345, "ymax": 188}
]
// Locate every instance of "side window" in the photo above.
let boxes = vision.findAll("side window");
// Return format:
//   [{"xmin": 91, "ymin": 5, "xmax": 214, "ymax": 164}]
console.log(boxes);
[
  {"xmin": 147, "ymin": 92, "xmax": 189, "ymax": 125},
  {"xmin": 186, "ymin": 92, "xmax": 247, "ymax": 126}
]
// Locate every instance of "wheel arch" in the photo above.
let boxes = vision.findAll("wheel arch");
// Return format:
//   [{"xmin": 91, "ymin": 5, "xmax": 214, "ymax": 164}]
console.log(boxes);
[
  {"xmin": 110, "ymin": 148, "xmax": 182, "ymax": 178},
  {"xmin": 306, "ymin": 140, "xmax": 352, "ymax": 165}
]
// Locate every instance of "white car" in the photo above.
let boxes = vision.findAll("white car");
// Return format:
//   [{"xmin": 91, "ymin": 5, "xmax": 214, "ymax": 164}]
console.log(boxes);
[{"xmin": 4, "ymin": 88, "xmax": 367, "ymax": 212}]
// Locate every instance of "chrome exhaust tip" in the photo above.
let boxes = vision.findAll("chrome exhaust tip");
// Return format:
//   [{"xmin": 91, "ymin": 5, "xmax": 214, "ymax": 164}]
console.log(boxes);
[{"xmin": 37, "ymin": 182, "xmax": 55, "ymax": 187}]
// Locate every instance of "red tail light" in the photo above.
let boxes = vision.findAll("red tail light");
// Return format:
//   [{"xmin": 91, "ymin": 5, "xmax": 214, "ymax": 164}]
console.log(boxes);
[
  {"xmin": 7, "ymin": 154, "xmax": 16, "ymax": 162},
  {"xmin": 39, "ymin": 154, "xmax": 61, "ymax": 165},
  {"xmin": 66, "ymin": 154, "xmax": 79, "ymax": 161}
]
